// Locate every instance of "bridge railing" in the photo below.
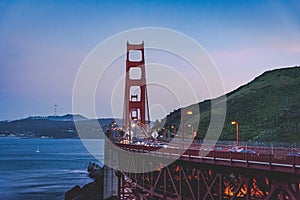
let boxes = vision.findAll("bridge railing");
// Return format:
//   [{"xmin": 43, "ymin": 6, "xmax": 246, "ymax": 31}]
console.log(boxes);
[
  {"xmin": 186, "ymin": 148, "xmax": 300, "ymax": 166},
  {"xmin": 114, "ymin": 143, "xmax": 300, "ymax": 168},
  {"xmin": 195, "ymin": 140, "xmax": 300, "ymax": 148}
]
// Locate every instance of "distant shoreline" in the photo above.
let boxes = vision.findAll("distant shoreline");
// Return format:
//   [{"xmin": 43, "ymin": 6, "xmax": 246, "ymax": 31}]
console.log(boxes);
[{"xmin": 0, "ymin": 136, "xmax": 105, "ymax": 140}]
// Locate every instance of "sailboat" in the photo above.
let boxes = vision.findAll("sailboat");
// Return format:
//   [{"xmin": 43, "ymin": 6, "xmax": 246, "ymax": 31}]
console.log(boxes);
[{"xmin": 35, "ymin": 146, "xmax": 40, "ymax": 153}]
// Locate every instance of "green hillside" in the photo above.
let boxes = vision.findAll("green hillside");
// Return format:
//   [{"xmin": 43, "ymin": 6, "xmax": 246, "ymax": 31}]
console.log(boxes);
[{"xmin": 161, "ymin": 66, "xmax": 300, "ymax": 142}]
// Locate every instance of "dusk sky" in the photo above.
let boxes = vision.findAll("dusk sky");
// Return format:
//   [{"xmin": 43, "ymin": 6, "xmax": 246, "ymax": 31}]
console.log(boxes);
[{"xmin": 1, "ymin": 0, "xmax": 300, "ymax": 121}]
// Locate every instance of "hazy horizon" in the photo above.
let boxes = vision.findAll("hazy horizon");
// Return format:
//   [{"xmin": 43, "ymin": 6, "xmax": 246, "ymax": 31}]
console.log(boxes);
[{"xmin": 2, "ymin": 65, "xmax": 299, "ymax": 122}]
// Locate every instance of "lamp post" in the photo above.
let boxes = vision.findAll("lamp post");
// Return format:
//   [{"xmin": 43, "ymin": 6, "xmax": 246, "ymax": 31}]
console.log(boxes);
[
  {"xmin": 170, "ymin": 125, "xmax": 176, "ymax": 134},
  {"xmin": 181, "ymin": 110, "xmax": 193, "ymax": 148},
  {"xmin": 170, "ymin": 125, "xmax": 176, "ymax": 142},
  {"xmin": 187, "ymin": 124, "xmax": 195, "ymax": 140},
  {"xmin": 109, "ymin": 121, "xmax": 117, "ymax": 140},
  {"xmin": 231, "ymin": 120, "xmax": 239, "ymax": 146}
]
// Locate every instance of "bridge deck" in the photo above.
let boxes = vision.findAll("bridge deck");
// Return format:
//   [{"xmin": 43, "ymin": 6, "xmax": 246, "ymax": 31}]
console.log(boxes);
[{"xmin": 115, "ymin": 143, "xmax": 300, "ymax": 175}]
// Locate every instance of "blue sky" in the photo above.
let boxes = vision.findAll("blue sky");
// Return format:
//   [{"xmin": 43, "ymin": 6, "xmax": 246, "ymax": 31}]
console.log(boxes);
[{"xmin": 0, "ymin": 0, "xmax": 300, "ymax": 120}]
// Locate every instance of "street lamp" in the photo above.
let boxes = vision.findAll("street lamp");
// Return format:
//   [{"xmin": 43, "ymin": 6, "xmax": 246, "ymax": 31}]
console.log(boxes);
[
  {"xmin": 170, "ymin": 125, "xmax": 176, "ymax": 141},
  {"xmin": 231, "ymin": 120, "xmax": 239, "ymax": 146},
  {"xmin": 181, "ymin": 110, "xmax": 193, "ymax": 147},
  {"xmin": 170, "ymin": 125, "xmax": 176, "ymax": 133},
  {"xmin": 187, "ymin": 124, "xmax": 196, "ymax": 140}
]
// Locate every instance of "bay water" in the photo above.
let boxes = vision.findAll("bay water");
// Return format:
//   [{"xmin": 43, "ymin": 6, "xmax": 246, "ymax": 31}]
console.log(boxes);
[{"xmin": 0, "ymin": 137, "xmax": 104, "ymax": 200}]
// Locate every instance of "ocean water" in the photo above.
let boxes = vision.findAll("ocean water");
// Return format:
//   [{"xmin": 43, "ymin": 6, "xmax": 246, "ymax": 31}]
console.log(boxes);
[{"xmin": 0, "ymin": 137, "xmax": 104, "ymax": 200}]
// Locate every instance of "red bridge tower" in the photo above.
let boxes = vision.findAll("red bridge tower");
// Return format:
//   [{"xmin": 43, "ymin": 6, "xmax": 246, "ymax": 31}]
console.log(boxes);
[{"xmin": 123, "ymin": 41, "xmax": 149, "ymax": 128}]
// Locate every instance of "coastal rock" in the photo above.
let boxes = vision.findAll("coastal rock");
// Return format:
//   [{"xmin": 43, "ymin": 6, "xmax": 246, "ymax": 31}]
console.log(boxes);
[
  {"xmin": 65, "ymin": 182, "xmax": 103, "ymax": 200},
  {"xmin": 65, "ymin": 163, "xmax": 103, "ymax": 200},
  {"xmin": 88, "ymin": 162, "xmax": 104, "ymax": 182},
  {"xmin": 65, "ymin": 185, "xmax": 81, "ymax": 200}
]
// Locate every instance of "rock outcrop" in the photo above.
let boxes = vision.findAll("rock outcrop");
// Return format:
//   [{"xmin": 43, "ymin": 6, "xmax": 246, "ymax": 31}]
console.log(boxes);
[{"xmin": 65, "ymin": 162, "xmax": 103, "ymax": 200}]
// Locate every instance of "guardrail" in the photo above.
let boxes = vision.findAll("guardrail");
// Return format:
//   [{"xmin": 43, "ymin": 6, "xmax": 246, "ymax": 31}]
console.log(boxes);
[{"xmin": 114, "ymin": 143, "xmax": 300, "ymax": 174}]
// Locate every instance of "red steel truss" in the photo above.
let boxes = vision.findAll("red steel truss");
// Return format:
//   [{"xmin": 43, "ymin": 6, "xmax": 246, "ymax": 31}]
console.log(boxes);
[
  {"xmin": 113, "ymin": 143, "xmax": 300, "ymax": 199},
  {"xmin": 117, "ymin": 158, "xmax": 300, "ymax": 200}
]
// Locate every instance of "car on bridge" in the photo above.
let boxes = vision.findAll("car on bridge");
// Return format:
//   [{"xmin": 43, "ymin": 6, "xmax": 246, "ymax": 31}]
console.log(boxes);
[
  {"xmin": 287, "ymin": 152, "xmax": 300, "ymax": 157},
  {"xmin": 228, "ymin": 147, "xmax": 256, "ymax": 154},
  {"xmin": 149, "ymin": 142, "xmax": 168, "ymax": 148},
  {"xmin": 228, "ymin": 146, "xmax": 243, "ymax": 152},
  {"xmin": 239, "ymin": 149, "xmax": 256, "ymax": 154}
]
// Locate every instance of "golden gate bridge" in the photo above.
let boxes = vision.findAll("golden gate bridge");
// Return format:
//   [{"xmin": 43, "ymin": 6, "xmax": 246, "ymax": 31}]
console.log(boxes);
[{"xmin": 103, "ymin": 42, "xmax": 300, "ymax": 200}]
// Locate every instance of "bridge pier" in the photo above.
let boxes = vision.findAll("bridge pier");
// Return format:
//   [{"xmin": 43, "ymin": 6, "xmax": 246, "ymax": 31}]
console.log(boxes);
[{"xmin": 103, "ymin": 139, "xmax": 119, "ymax": 199}]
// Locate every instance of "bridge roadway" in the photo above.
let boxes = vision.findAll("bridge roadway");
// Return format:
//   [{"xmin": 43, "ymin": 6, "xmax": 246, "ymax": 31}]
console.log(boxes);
[{"xmin": 115, "ymin": 143, "xmax": 300, "ymax": 175}]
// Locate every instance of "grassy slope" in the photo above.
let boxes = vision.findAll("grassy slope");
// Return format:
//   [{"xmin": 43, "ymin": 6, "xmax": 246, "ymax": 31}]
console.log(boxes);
[{"xmin": 162, "ymin": 66, "xmax": 300, "ymax": 142}]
